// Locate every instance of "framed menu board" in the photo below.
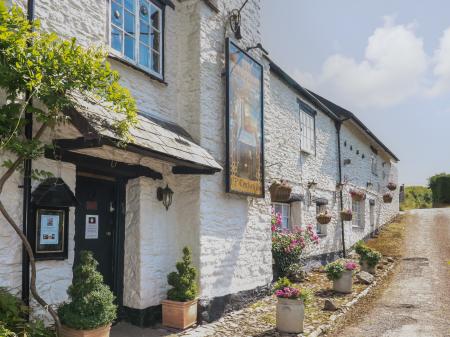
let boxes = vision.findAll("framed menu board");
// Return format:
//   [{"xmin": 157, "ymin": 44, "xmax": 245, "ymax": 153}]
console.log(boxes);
[{"xmin": 34, "ymin": 208, "xmax": 68, "ymax": 260}]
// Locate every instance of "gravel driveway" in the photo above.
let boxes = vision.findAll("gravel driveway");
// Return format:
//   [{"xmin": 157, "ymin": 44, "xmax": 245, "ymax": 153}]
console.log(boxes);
[{"xmin": 333, "ymin": 208, "xmax": 450, "ymax": 337}]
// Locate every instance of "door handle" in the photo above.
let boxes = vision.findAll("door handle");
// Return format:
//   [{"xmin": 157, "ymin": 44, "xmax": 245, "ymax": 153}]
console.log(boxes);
[{"xmin": 106, "ymin": 231, "xmax": 112, "ymax": 237}]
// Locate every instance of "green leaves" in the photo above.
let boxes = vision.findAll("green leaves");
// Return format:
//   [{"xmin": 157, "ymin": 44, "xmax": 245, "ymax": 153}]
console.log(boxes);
[
  {"xmin": 0, "ymin": 2, "xmax": 137, "ymax": 167},
  {"xmin": 167, "ymin": 247, "xmax": 198, "ymax": 302},
  {"xmin": 58, "ymin": 251, "xmax": 117, "ymax": 330}
]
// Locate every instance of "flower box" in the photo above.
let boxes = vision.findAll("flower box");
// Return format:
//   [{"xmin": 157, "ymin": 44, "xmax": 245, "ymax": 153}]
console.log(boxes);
[
  {"xmin": 276, "ymin": 298, "xmax": 304, "ymax": 333},
  {"xmin": 340, "ymin": 210, "xmax": 352, "ymax": 221},
  {"xmin": 387, "ymin": 182, "xmax": 397, "ymax": 191},
  {"xmin": 383, "ymin": 194, "xmax": 393, "ymax": 203},
  {"xmin": 269, "ymin": 181, "xmax": 292, "ymax": 202},
  {"xmin": 162, "ymin": 299, "xmax": 198, "ymax": 329}
]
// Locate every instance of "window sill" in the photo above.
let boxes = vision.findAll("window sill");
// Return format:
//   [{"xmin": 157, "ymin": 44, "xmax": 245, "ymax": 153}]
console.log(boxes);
[
  {"xmin": 300, "ymin": 149, "xmax": 314, "ymax": 155},
  {"xmin": 317, "ymin": 233, "xmax": 327, "ymax": 237},
  {"xmin": 352, "ymin": 226, "xmax": 364, "ymax": 230},
  {"xmin": 108, "ymin": 54, "xmax": 167, "ymax": 86}
]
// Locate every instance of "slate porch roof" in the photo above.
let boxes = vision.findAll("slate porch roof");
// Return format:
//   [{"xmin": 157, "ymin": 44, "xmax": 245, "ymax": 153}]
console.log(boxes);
[{"xmin": 61, "ymin": 95, "xmax": 222, "ymax": 173}]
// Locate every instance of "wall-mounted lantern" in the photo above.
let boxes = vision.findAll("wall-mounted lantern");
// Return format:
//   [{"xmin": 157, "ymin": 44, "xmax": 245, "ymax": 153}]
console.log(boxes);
[
  {"xmin": 367, "ymin": 181, "xmax": 373, "ymax": 188},
  {"xmin": 157, "ymin": 184, "xmax": 174, "ymax": 211}
]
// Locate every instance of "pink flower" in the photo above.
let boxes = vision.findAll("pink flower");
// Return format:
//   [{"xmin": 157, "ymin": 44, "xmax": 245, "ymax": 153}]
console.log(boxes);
[{"xmin": 345, "ymin": 261, "xmax": 358, "ymax": 270}]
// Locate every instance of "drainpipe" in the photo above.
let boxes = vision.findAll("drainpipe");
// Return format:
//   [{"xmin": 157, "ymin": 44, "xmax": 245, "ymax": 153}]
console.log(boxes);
[
  {"xmin": 335, "ymin": 120, "xmax": 346, "ymax": 258},
  {"xmin": 21, "ymin": 0, "xmax": 35, "ymax": 306}
]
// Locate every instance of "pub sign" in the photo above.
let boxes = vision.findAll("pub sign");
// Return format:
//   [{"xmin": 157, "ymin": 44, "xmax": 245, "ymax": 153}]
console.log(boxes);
[{"xmin": 225, "ymin": 38, "xmax": 264, "ymax": 197}]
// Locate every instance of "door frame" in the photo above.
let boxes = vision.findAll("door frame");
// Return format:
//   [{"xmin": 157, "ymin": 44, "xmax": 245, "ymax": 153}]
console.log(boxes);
[{"xmin": 75, "ymin": 167, "xmax": 127, "ymax": 312}]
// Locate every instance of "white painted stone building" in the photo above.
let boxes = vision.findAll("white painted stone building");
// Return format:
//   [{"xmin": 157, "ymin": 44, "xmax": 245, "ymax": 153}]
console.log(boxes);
[{"xmin": 0, "ymin": 0, "xmax": 399, "ymax": 326}]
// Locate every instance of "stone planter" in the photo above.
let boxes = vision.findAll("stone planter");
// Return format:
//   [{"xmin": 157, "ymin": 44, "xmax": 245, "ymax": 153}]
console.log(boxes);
[
  {"xmin": 162, "ymin": 298, "xmax": 198, "ymax": 329},
  {"xmin": 316, "ymin": 214, "xmax": 331, "ymax": 225},
  {"xmin": 383, "ymin": 194, "xmax": 393, "ymax": 203},
  {"xmin": 333, "ymin": 270, "xmax": 353, "ymax": 293},
  {"xmin": 276, "ymin": 298, "xmax": 304, "ymax": 334},
  {"xmin": 340, "ymin": 211, "xmax": 352, "ymax": 221},
  {"xmin": 360, "ymin": 260, "xmax": 376, "ymax": 274},
  {"xmin": 59, "ymin": 324, "xmax": 111, "ymax": 337}
]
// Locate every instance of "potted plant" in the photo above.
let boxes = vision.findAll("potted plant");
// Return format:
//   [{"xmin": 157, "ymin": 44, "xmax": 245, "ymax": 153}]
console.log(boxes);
[
  {"xmin": 383, "ymin": 193, "xmax": 393, "ymax": 203},
  {"xmin": 316, "ymin": 210, "xmax": 332, "ymax": 225},
  {"xmin": 355, "ymin": 241, "xmax": 382, "ymax": 274},
  {"xmin": 340, "ymin": 209, "xmax": 352, "ymax": 221},
  {"xmin": 274, "ymin": 277, "xmax": 309, "ymax": 334},
  {"xmin": 387, "ymin": 182, "xmax": 397, "ymax": 191},
  {"xmin": 269, "ymin": 180, "xmax": 292, "ymax": 202},
  {"xmin": 350, "ymin": 189, "xmax": 366, "ymax": 201},
  {"xmin": 58, "ymin": 251, "xmax": 117, "ymax": 337},
  {"xmin": 162, "ymin": 247, "xmax": 198, "ymax": 329},
  {"xmin": 325, "ymin": 260, "xmax": 358, "ymax": 293}
]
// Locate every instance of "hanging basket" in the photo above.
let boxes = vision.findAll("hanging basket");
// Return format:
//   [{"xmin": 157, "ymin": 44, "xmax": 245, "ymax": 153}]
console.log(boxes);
[
  {"xmin": 316, "ymin": 214, "xmax": 332, "ymax": 225},
  {"xmin": 340, "ymin": 211, "xmax": 353, "ymax": 221},
  {"xmin": 387, "ymin": 182, "xmax": 397, "ymax": 191},
  {"xmin": 383, "ymin": 194, "xmax": 393, "ymax": 203},
  {"xmin": 350, "ymin": 192, "xmax": 366, "ymax": 201},
  {"xmin": 269, "ymin": 181, "xmax": 292, "ymax": 202}
]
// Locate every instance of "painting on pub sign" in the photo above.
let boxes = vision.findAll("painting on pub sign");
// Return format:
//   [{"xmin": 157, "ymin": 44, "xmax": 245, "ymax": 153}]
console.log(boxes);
[{"xmin": 226, "ymin": 39, "xmax": 264, "ymax": 197}]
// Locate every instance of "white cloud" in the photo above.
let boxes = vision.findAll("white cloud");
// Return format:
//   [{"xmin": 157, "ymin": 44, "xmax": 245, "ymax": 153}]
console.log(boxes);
[
  {"xmin": 294, "ymin": 16, "xmax": 428, "ymax": 109},
  {"xmin": 428, "ymin": 27, "xmax": 450, "ymax": 96}
]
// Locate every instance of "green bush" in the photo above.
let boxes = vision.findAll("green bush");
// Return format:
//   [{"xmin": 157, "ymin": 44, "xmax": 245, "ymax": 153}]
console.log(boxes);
[
  {"xmin": 324, "ymin": 261, "xmax": 345, "ymax": 281},
  {"xmin": 400, "ymin": 186, "xmax": 432, "ymax": 210},
  {"xmin": 273, "ymin": 277, "xmax": 291, "ymax": 291},
  {"xmin": 429, "ymin": 173, "xmax": 450, "ymax": 206},
  {"xmin": 58, "ymin": 251, "xmax": 117, "ymax": 330},
  {"xmin": 167, "ymin": 247, "xmax": 198, "ymax": 302},
  {"xmin": 355, "ymin": 241, "xmax": 382, "ymax": 267},
  {"xmin": 0, "ymin": 288, "xmax": 55, "ymax": 337}
]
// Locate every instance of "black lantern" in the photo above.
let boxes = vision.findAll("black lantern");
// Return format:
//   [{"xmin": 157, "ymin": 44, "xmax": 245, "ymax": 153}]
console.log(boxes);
[{"xmin": 157, "ymin": 184, "xmax": 174, "ymax": 210}]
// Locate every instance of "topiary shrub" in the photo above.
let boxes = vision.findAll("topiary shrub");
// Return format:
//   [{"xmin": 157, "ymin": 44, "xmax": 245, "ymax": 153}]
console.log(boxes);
[
  {"xmin": 58, "ymin": 251, "xmax": 117, "ymax": 330},
  {"xmin": 167, "ymin": 247, "xmax": 198, "ymax": 302},
  {"xmin": 355, "ymin": 241, "xmax": 382, "ymax": 267}
]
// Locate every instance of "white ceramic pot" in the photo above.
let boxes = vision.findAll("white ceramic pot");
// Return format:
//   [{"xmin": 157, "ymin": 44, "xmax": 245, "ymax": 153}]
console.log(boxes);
[
  {"xmin": 333, "ymin": 270, "xmax": 353, "ymax": 293},
  {"xmin": 276, "ymin": 298, "xmax": 304, "ymax": 334},
  {"xmin": 360, "ymin": 260, "xmax": 376, "ymax": 274}
]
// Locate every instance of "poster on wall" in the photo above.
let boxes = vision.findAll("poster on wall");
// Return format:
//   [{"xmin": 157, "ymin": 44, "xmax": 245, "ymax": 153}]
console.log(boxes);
[
  {"xmin": 35, "ymin": 209, "xmax": 65, "ymax": 254},
  {"xmin": 85, "ymin": 215, "xmax": 99, "ymax": 239},
  {"xmin": 225, "ymin": 38, "xmax": 264, "ymax": 197}
]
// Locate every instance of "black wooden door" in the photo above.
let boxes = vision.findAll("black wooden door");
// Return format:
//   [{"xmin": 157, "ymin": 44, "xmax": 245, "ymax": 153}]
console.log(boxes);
[{"xmin": 74, "ymin": 175, "xmax": 116, "ymax": 291}]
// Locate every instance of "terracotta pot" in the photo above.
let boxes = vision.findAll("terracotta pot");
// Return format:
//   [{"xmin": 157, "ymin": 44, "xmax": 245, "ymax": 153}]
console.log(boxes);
[
  {"xmin": 316, "ymin": 215, "xmax": 331, "ymax": 225},
  {"xmin": 269, "ymin": 182, "xmax": 292, "ymax": 202},
  {"xmin": 59, "ymin": 324, "xmax": 111, "ymax": 337},
  {"xmin": 383, "ymin": 195, "xmax": 393, "ymax": 203},
  {"xmin": 276, "ymin": 298, "xmax": 304, "ymax": 334},
  {"xmin": 333, "ymin": 270, "xmax": 353, "ymax": 294},
  {"xmin": 162, "ymin": 298, "xmax": 198, "ymax": 329},
  {"xmin": 360, "ymin": 260, "xmax": 376, "ymax": 274},
  {"xmin": 340, "ymin": 212, "xmax": 352, "ymax": 221}
]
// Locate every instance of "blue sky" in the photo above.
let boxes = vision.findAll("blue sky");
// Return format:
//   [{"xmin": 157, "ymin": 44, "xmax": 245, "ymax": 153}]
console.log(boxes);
[{"xmin": 261, "ymin": 0, "xmax": 450, "ymax": 186}]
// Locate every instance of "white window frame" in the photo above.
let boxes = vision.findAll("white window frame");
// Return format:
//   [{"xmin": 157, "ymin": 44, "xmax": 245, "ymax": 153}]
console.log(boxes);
[
  {"xmin": 109, "ymin": 0, "xmax": 163, "ymax": 78},
  {"xmin": 272, "ymin": 203, "xmax": 290, "ymax": 230},
  {"xmin": 352, "ymin": 199, "xmax": 365, "ymax": 228},
  {"xmin": 299, "ymin": 101, "xmax": 316, "ymax": 155}
]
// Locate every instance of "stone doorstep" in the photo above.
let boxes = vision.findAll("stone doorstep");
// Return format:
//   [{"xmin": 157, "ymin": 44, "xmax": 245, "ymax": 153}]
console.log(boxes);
[{"xmin": 308, "ymin": 261, "xmax": 397, "ymax": 337}]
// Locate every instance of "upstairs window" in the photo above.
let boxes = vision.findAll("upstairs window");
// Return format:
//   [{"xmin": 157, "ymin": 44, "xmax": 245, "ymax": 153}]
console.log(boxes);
[
  {"xmin": 298, "ymin": 100, "xmax": 316, "ymax": 154},
  {"xmin": 371, "ymin": 155, "xmax": 378, "ymax": 176},
  {"xmin": 110, "ymin": 0, "xmax": 163, "ymax": 77}
]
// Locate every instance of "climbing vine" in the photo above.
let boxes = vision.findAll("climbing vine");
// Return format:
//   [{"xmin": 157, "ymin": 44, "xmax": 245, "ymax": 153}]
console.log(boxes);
[{"xmin": 0, "ymin": 2, "xmax": 137, "ymax": 331}]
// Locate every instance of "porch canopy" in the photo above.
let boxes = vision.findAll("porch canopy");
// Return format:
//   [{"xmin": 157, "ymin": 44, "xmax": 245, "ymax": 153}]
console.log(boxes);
[{"xmin": 47, "ymin": 95, "xmax": 222, "ymax": 179}]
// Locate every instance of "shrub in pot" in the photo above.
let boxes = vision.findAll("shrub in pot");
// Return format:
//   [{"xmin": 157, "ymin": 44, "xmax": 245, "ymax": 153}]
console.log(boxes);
[
  {"xmin": 274, "ymin": 277, "xmax": 310, "ymax": 334},
  {"xmin": 355, "ymin": 241, "xmax": 382, "ymax": 274},
  {"xmin": 58, "ymin": 251, "xmax": 117, "ymax": 337},
  {"xmin": 340, "ymin": 209, "xmax": 352, "ymax": 221},
  {"xmin": 325, "ymin": 260, "xmax": 358, "ymax": 294},
  {"xmin": 162, "ymin": 247, "xmax": 198, "ymax": 329}
]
